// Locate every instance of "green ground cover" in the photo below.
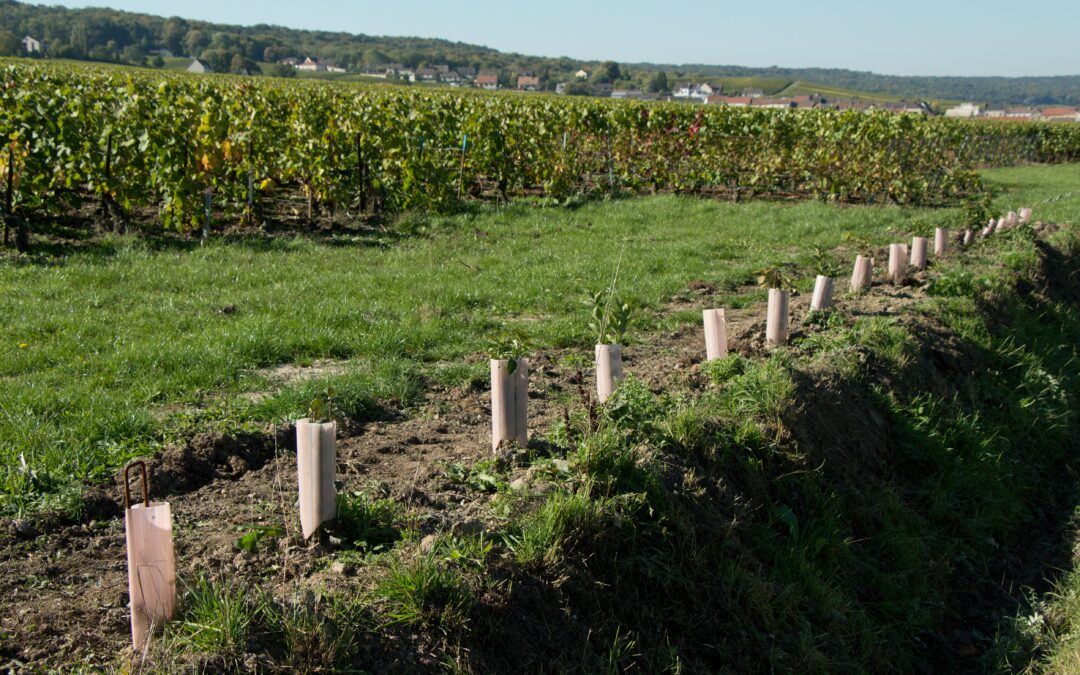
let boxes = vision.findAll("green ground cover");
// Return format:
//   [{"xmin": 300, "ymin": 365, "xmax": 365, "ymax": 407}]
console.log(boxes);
[{"xmin": 0, "ymin": 164, "xmax": 1076, "ymax": 519}]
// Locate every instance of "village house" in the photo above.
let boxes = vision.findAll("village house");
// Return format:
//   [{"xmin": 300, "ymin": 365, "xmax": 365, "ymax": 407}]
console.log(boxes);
[
  {"xmin": 186, "ymin": 59, "xmax": 213, "ymax": 74},
  {"xmin": 476, "ymin": 73, "xmax": 499, "ymax": 90},
  {"xmin": 457, "ymin": 66, "xmax": 477, "ymax": 79},
  {"xmin": 708, "ymin": 95, "xmax": 752, "ymax": 107},
  {"xmin": 279, "ymin": 57, "xmax": 300, "ymax": 67},
  {"xmin": 742, "ymin": 88, "xmax": 765, "ymax": 98},
  {"xmin": 296, "ymin": 57, "xmax": 327, "ymax": 72},
  {"xmin": 611, "ymin": 89, "xmax": 646, "ymax": 100},
  {"xmin": 1041, "ymin": 106, "xmax": 1080, "ymax": 122},
  {"xmin": 751, "ymin": 97, "xmax": 797, "ymax": 109},
  {"xmin": 944, "ymin": 102, "xmax": 982, "ymax": 118},
  {"xmin": 412, "ymin": 68, "xmax": 440, "ymax": 82},
  {"xmin": 442, "ymin": 71, "xmax": 465, "ymax": 86},
  {"xmin": 673, "ymin": 83, "xmax": 719, "ymax": 102},
  {"xmin": 21, "ymin": 36, "xmax": 45, "ymax": 55},
  {"xmin": 517, "ymin": 74, "xmax": 541, "ymax": 91}
]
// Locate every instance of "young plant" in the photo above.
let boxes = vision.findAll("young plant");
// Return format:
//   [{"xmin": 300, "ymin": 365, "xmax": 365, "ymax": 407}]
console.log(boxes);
[
  {"xmin": 587, "ymin": 244, "xmax": 633, "ymax": 345},
  {"xmin": 306, "ymin": 385, "xmax": 338, "ymax": 424},
  {"xmin": 755, "ymin": 263, "xmax": 796, "ymax": 291},
  {"xmin": 589, "ymin": 290, "xmax": 632, "ymax": 345},
  {"xmin": 486, "ymin": 328, "xmax": 530, "ymax": 373}
]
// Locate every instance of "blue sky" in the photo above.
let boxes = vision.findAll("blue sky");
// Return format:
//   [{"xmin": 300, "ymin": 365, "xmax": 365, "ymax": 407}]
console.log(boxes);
[{"xmin": 52, "ymin": 1, "xmax": 1080, "ymax": 77}]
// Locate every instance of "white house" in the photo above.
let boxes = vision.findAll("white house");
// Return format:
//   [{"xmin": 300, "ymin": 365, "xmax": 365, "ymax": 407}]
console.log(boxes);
[
  {"xmin": 22, "ymin": 36, "xmax": 44, "ymax": 55},
  {"xmin": 186, "ymin": 59, "xmax": 213, "ymax": 74},
  {"xmin": 673, "ymin": 83, "xmax": 717, "ymax": 102},
  {"xmin": 296, "ymin": 57, "xmax": 326, "ymax": 72},
  {"xmin": 944, "ymin": 102, "xmax": 982, "ymax": 118}
]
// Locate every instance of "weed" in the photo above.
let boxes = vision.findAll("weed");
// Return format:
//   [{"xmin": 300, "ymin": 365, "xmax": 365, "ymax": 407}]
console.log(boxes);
[
  {"xmin": 703, "ymin": 353, "xmax": 747, "ymax": 386},
  {"xmin": 334, "ymin": 491, "xmax": 403, "ymax": 552},
  {"xmin": 722, "ymin": 356, "xmax": 796, "ymax": 421},
  {"xmin": 438, "ymin": 458, "xmax": 508, "ymax": 493},
  {"xmin": 375, "ymin": 551, "xmax": 475, "ymax": 635}
]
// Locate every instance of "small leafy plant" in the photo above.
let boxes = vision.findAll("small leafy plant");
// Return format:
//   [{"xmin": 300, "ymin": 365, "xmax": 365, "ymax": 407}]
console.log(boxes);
[
  {"xmin": 589, "ymin": 289, "xmax": 632, "ymax": 345},
  {"xmin": 755, "ymin": 263, "xmax": 796, "ymax": 291},
  {"xmin": 487, "ymin": 328, "xmax": 530, "ymax": 374},
  {"xmin": 307, "ymin": 385, "xmax": 338, "ymax": 424},
  {"xmin": 234, "ymin": 524, "xmax": 286, "ymax": 554}
]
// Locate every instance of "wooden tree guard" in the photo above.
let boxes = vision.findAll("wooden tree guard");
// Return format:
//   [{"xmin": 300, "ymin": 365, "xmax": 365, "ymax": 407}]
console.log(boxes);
[
  {"xmin": 850, "ymin": 255, "xmax": 873, "ymax": 293},
  {"xmin": 766, "ymin": 289, "xmax": 789, "ymax": 346},
  {"xmin": 296, "ymin": 418, "xmax": 337, "ymax": 539},
  {"xmin": 595, "ymin": 344, "xmax": 624, "ymax": 403},
  {"xmin": 703, "ymin": 309, "xmax": 729, "ymax": 361},
  {"xmin": 887, "ymin": 244, "xmax": 908, "ymax": 284},
  {"xmin": 1020, "ymin": 207, "xmax": 1033, "ymax": 223},
  {"xmin": 491, "ymin": 358, "xmax": 529, "ymax": 451},
  {"xmin": 810, "ymin": 276, "xmax": 834, "ymax": 311},
  {"xmin": 963, "ymin": 229, "xmax": 975, "ymax": 246},
  {"xmin": 124, "ymin": 461, "xmax": 176, "ymax": 652},
  {"xmin": 910, "ymin": 237, "xmax": 928, "ymax": 271},
  {"xmin": 934, "ymin": 227, "xmax": 949, "ymax": 256}
]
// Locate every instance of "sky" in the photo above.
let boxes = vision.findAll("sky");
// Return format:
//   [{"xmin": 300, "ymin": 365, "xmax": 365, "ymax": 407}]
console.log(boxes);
[{"xmin": 50, "ymin": 0, "xmax": 1080, "ymax": 77}]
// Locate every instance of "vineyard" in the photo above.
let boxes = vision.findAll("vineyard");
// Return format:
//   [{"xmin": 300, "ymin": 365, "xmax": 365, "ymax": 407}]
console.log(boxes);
[{"xmin": 3, "ymin": 62, "xmax": 1080, "ymax": 248}]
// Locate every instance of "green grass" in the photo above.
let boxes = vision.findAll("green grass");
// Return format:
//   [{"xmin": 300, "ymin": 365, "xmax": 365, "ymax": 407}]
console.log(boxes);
[
  {"xmin": 0, "ymin": 163, "xmax": 1077, "ymax": 518},
  {"xmin": 0, "ymin": 193, "xmax": 943, "ymax": 516}
]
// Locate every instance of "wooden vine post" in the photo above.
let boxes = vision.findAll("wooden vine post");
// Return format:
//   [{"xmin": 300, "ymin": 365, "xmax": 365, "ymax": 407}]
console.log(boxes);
[
  {"xmin": 491, "ymin": 358, "xmax": 529, "ymax": 451},
  {"xmin": 703, "ymin": 309, "xmax": 728, "ymax": 360},
  {"xmin": 3, "ymin": 143, "xmax": 11, "ymax": 248},
  {"xmin": 123, "ymin": 461, "xmax": 176, "ymax": 651}
]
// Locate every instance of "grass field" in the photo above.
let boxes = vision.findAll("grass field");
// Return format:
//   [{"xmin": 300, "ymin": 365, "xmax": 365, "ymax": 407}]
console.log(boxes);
[{"xmin": 1, "ymin": 165, "xmax": 1077, "ymax": 519}]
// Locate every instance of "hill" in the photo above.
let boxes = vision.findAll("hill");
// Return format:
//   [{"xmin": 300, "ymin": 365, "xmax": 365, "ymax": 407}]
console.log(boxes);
[{"xmin": 0, "ymin": 0, "xmax": 1078, "ymax": 104}]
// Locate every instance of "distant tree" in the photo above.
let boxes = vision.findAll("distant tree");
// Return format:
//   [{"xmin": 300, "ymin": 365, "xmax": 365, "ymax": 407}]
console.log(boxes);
[
  {"xmin": 592, "ymin": 61, "xmax": 621, "ymax": 84},
  {"xmin": 648, "ymin": 71, "xmax": 669, "ymax": 93},
  {"xmin": 563, "ymin": 81, "xmax": 593, "ymax": 96},
  {"xmin": 0, "ymin": 30, "xmax": 20, "ymax": 56},
  {"xmin": 161, "ymin": 17, "xmax": 187, "ymax": 55},
  {"xmin": 263, "ymin": 44, "xmax": 290, "ymax": 63},
  {"xmin": 229, "ymin": 53, "xmax": 259, "ymax": 74},
  {"xmin": 199, "ymin": 47, "xmax": 229, "ymax": 73},
  {"xmin": 184, "ymin": 29, "xmax": 208, "ymax": 57},
  {"xmin": 121, "ymin": 43, "xmax": 145, "ymax": 65},
  {"xmin": 151, "ymin": 54, "xmax": 165, "ymax": 68},
  {"xmin": 265, "ymin": 63, "xmax": 296, "ymax": 78},
  {"xmin": 362, "ymin": 47, "xmax": 389, "ymax": 65}
]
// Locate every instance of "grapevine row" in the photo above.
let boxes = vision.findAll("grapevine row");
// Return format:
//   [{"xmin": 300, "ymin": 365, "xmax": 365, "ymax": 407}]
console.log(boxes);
[{"xmin": 2, "ymin": 63, "xmax": 1080, "ymax": 244}]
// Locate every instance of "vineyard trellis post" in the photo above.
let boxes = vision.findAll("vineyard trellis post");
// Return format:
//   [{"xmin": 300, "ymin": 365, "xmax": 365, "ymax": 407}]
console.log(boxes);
[
  {"xmin": 202, "ymin": 187, "xmax": 212, "ymax": 243},
  {"xmin": 457, "ymin": 133, "xmax": 468, "ymax": 201},
  {"xmin": 3, "ymin": 143, "xmax": 11, "ymax": 248}
]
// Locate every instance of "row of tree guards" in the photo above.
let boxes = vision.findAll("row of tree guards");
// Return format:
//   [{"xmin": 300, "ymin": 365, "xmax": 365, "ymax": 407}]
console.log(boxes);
[{"xmin": 118, "ymin": 205, "xmax": 1035, "ymax": 651}]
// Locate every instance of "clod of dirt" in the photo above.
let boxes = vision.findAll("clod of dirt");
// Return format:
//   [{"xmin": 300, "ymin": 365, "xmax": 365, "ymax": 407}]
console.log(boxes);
[
  {"xmin": 80, "ymin": 487, "xmax": 123, "ymax": 521},
  {"xmin": 134, "ymin": 432, "xmax": 277, "ymax": 500}
]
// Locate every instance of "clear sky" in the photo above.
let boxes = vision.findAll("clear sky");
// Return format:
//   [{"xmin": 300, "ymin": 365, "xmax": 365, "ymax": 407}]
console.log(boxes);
[{"xmin": 50, "ymin": 0, "xmax": 1080, "ymax": 77}]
